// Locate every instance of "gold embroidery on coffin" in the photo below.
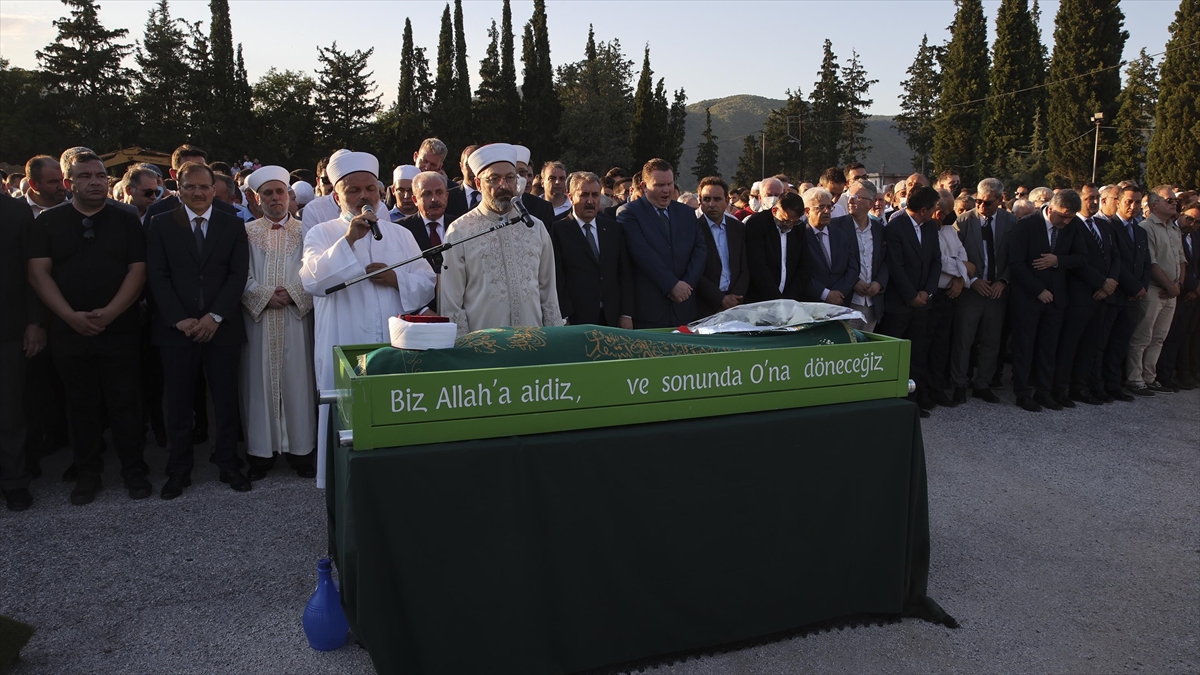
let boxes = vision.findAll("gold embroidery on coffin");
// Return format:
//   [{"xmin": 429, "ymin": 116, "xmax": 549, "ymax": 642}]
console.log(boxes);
[
  {"xmin": 456, "ymin": 329, "xmax": 501, "ymax": 354},
  {"xmin": 506, "ymin": 326, "xmax": 548, "ymax": 351},
  {"xmin": 581, "ymin": 330, "xmax": 737, "ymax": 361}
]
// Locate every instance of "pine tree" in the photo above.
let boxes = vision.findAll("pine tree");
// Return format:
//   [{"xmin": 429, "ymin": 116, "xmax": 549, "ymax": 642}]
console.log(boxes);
[
  {"xmin": 761, "ymin": 91, "xmax": 812, "ymax": 180},
  {"xmin": 808, "ymin": 40, "xmax": 844, "ymax": 173},
  {"xmin": 555, "ymin": 27, "xmax": 634, "ymax": 173},
  {"xmin": 474, "ymin": 20, "xmax": 518, "ymax": 142},
  {"xmin": 839, "ymin": 50, "xmax": 877, "ymax": 164},
  {"xmin": 895, "ymin": 35, "xmax": 942, "ymax": 173},
  {"xmin": 207, "ymin": 0, "xmax": 238, "ymax": 156},
  {"xmin": 665, "ymin": 87, "xmax": 688, "ymax": 172},
  {"xmin": 691, "ymin": 107, "xmax": 720, "ymax": 183},
  {"xmin": 313, "ymin": 42, "xmax": 380, "ymax": 150},
  {"xmin": 498, "ymin": 0, "xmax": 521, "ymax": 128},
  {"xmin": 233, "ymin": 45, "xmax": 253, "ymax": 126},
  {"xmin": 733, "ymin": 134, "xmax": 761, "ymax": 188},
  {"xmin": 377, "ymin": 20, "xmax": 432, "ymax": 165},
  {"xmin": 251, "ymin": 68, "xmax": 317, "ymax": 168},
  {"xmin": 1045, "ymin": 0, "xmax": 1126, "ymax": 186},
  {"xmin": 628, "ymin": 46, "xmax": 663, "ymax": 170},
  {"xmin": 452, "ymin": 0, "xmax": 473, "ymax": 142},
  {"xmin": 932, "ymin": 0, "xmax": 990, "ymax": 186},
  {"xmin": 520, "ymin": 0, "xmax": 560, "ymax": 164},
  {"xmin": 1103, "ymin": 50, "xmax": 1158, "ymax": 185},
  {"xmin": 134, "ymin": 0, "xmax": 189, "ymax": 150},
  {"xmin": 36, "ymin": 0, "xmax": 135, "ymax": 148},
  {"xmin": 1146, "ymin": 0, "xmax": 1200, "ymax": 187},
  {"xmin": 982, "ymin": 0, "xmax": 1046, "ymax": 179},
  {"xmin": 431, "ymin": 5, "xmax": 458, "ymax": 149},
  {"xmin": 180, "ymin": 19, "xmax": 216, "ymax": 145}
]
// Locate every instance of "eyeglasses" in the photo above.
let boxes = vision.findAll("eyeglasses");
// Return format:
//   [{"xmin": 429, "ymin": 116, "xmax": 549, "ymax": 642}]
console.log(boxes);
[
  {"xmin": 1015, "ymin": 191, "xmax": 1028, "ymax": 197},
  {"xmin": 140, "ymin": 189, "xmax": 158, "ymax": 199},
  {"xmin": 1164, "ymin": 198, "xmax": 1179, "ymax": 205},
  {"xmin": 482, "ymin": 174, "xmax": 518, "ymax": 187},
  {"xmin": 320, "ymin": 176, "xmax": 331, "ymax": 185},
  {"xmin": 807, "ymin": 204, "xmax": 834, "ymax": 212},
  {"xmin": 180, "ymin": 183, "xmax": 214, "ymax": 192},
  {"xmin": 977, "ymin": 198, "xmax": 996, "ymax": 207},
  {"xmin": 81, "ymin": 217, "xmax": 94, "ymax": 241}
]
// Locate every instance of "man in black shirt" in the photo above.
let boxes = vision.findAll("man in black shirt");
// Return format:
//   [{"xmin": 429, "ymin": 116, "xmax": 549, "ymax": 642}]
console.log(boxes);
[{"xmin": 26, "ymin": 147, "xmax": 152, "ymax": 505}]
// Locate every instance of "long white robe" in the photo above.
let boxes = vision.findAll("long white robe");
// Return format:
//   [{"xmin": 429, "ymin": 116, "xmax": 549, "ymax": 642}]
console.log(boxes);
[
  {"xmin": 439, "ymin": 204, "xmax": 563, "ymax": 338},
  {"xmin": 301, "ymin": 205, "xmax": 436, "ymax": 487},
  {"xmin": 301, "ymin": 194, "xmax": 339, "ymax": 236},
  {"xmin": 240, "ymin": 215, "xmax": 316, "ymax": 460}
]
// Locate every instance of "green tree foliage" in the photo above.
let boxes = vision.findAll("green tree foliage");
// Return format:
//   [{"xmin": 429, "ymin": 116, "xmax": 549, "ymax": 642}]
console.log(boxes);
[
  {"xmin": 251, "ymin": 68, "xmax": 318, "ymax": 168},
  {"xmin": 1146, "ymin": 0, "xmax": 1200, "ymax": 188},
  {"xmin": 762, "ymin": 91, "xmax": 812, "ymax": 181},
  {"xmin": 932, "ymin": 0, "xmax": 990, "ymax": 186},
  {"xmin": 498, "ymin": 0, "xmax": 520, "ymax": 128},
  {"xmin": 1103, "ymin": 50, "xmax": 1158, "ymax": 185},
  {"xmin": 629, "ymin": 46, "xmax": 664, "ymax": 170},
  {"xmin": 452, "ymin": 0, "xmax": 473, "ymax": 142},
  {"xmin": 807, "ymin": 40, "xmax": 844, "ymax": 173},
  {"xmin": 692, "ymin": 107, "xmax": 720, "ymax": 183},
  {"xmin": 982, "ymin": 0, "xmax": 1046, "ymax": 179},
  {"xmin": 134, "ymin": 0, "xmax": 189, "ymax": 151},
  {"xmin": 179, "ymin": 19, "xmax": 216, "ymax": 145},
  {"xmin": 1045, "ymin": 0, "xmax": 1126, "ymax": 186},
  {"xmin": 36, "ymin": 0, "xmax": 134, "ymax": 150},
  {"xmin": 474, "ymin": 22, "xmax": 507, "ymax": 140},
  {"xmin": 520, "ymin": 0, "xmax": 561, "ymax": 165},
  {"xmin": 839, "ymin": 50, "xmax": 877, "ymax": 164},
  {"xmin": 0, "ymin": 60, "xmax": 64, "ymax": 162},
  {"xmin": 430, "ymin": 5, "xmax": 460, "ymax": 151},
  {"xmin": 895, "ymin": 35, "xmax": 942, "ymax": 173},
  {"xmin": 313, "ymin": 42, "xmax": 380, "ymax": 151},
  {"xmin": 555, "ymin": 26, "xmax": 634, "ymax": 173},
  {"xmin": 665, "ymin": 87, "xmax": 688, "ymax": 172},
  {"xmin": 733, "ymin": 134, "xmax": 762, "ymax": 189},
  {"xmin": 207, "ymin": 0, "xmax": 241, "ymax": 156},
  {"xmin": 380, "ymin": 18, "xmax": 433, "ymax": 161}
]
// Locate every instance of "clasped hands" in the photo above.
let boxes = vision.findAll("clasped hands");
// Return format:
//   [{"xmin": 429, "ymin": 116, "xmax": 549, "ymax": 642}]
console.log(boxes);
[
  {"xmin": 175, "ymin": 314, "xmax": 220, "ymax": 342},
  {"xmin": 266, "ymin": 286, "xmax": 293, "ymax": 309},
  {"xmin": 67, "ymin": 306, "xmax": 119, "ymax": 337}
]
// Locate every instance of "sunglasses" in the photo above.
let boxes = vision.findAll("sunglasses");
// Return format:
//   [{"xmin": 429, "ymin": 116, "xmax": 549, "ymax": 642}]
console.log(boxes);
[
  {"xmin": 140, "ymin": 189, "xmax": 158, "ymax": 199},
  {"xmin": 81, "ymin": 216, "xmax": 94, "ymax": 241}
]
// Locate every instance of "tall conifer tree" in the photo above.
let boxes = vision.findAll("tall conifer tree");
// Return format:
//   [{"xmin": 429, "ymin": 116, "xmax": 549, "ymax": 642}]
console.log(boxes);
[
  {"xmin": 555, "ymin": 27, "xmax": 634, "ymax": 172},
  {"xmin": 895, "ymin": 35, "xmax": 942, "ymax": 173},
  {"xmin": 208, "ymin": 0, "xmax": 238, "ymax": 155},
  {"xmin": 628, "ymin": 46, "xmax": 664, "ymax": 170},
  {"xmin": 734, "ymin": 134, "xmax": 762, "ymax": 188},
  {"xmin": 932, "ymin": 0, "xmax": 989, "ymax": 185},
  {"xmin": 1146, "ymin": 0, "xmax": 1200, "ymax": 187},
  {"xmin": 808, "ymin": 40, "xmax": 844, "ymax": 172},
  {"xmin": 313, "ymin": 42, "xmax": 380, "ymax": 150},
  {"xmin": 520, "ymin": 0, "xmax": 560, "ymax": 164},
  {"xmin": 982, "ymin": 0, "xmax": 1045, "ymax": 178},
  {"xmin": 498, "ymin": 0, "xmax": 521, "ymax": 130},
  {"xmin": 135, "ymin": 0, "xmax": 189, "ymax": 150},
  {"xmin": 692, "ymin": 107, "xmax": 720, "ymax": 183},
  {"xmin": 453, "ymin": 0, "xmax": 473, "ymax": 141},
  {"xmin": 431, "ymin": 5, "xmax": 458, "ymax": 148},
  {"xmin": 665, "ymin": 88, "xmax": 688, "ymax": 172},
  {"xmin": 839, "ymin": 50, "xmax": 876, "ymax": 164},
  {"xmin": 1103, "ymin": 50, "xmax": 1158, "ymax": 185}
]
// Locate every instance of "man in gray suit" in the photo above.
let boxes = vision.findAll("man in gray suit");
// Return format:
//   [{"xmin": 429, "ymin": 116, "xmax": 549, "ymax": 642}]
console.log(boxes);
[{"xmin": 950, "ymin": 177, "xmax": 1015, "ymax": 403}]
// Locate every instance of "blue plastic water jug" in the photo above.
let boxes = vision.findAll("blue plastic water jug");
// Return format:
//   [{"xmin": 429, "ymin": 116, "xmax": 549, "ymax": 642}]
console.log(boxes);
[{"xmin": 303, "ymin": 558, "xmax": 350, "ymax": 651}]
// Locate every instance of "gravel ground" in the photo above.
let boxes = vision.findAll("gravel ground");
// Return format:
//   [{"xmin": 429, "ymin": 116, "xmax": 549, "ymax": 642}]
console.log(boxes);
[{"xmin": 2, "ymin": 386, "xmax": 1196, "ymax": 674}]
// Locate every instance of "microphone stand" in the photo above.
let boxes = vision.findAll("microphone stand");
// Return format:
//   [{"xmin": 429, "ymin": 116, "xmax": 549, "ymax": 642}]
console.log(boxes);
[{"xmin": 324, "ymin": 213, "xmax": 525, "ymax": 295}]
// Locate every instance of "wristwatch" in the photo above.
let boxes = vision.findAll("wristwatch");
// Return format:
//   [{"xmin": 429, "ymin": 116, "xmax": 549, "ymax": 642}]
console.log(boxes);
[{"xmin": 209, "ymin": 313, "xmax": 223, "ymax": 323}]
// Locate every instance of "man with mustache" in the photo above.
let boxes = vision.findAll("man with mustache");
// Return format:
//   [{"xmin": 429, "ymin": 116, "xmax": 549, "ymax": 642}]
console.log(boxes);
[
  {"xmin": 301, "ymin": 151, "xmax": 435, "ymax": 487},
  {"xmin": 439, "ymin": 143, "xmax": 562, "ymax": 337}
]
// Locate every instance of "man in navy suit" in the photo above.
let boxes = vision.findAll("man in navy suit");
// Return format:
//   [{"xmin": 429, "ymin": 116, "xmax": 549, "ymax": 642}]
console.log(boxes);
[
  {"xmin": 1096, "ymin": 184, "xmax": 1151, "ymax": 401},
  {"xmin": 443, "ymin": 144, "xmax": 478, "ymax": 225},
  {"xmin": 616, "ymin": 158, "xmax": 707, "ymax": 328},
  {"xmin": 743, "ymin": 192, "xmax": 811, "ymax": 304},
  {"xmin": 395, "ymin": 171, "xmax": 451, "ymax": 314},
  {"xmin": 803, "ymin": 187, "xmax": 859, "ymax": 305},
  {"xmin": 146, "ymin": 162, "xmax": 250, "ymax": 498},
  {"xmin": 1007, "ymin": 190, "xmax": 1088, "ymax": 412},
  {"xmin": 695, "ymin": 176, "xmax": 750, "ymax": 318},
  {"xmin": 879, "ymin": 186, "xmax": 941, "ymax": 415},
  {"xmin": 144, "ymin": 145, "xmax": 239, "ymax": 224},
  {"xmin": 551, "ymin": 172, "xmax": 634, "ymax": 327}
]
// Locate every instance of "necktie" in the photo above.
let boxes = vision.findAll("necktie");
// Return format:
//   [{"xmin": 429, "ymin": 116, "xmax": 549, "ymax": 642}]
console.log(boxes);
[
  {"xmin": 981, "ymin": 216, "xmax": 996, "ymax": 282},
  {"xmin": 469, "ymin": 191, "xmax": 480, "ymax": 210},
  {"xmin": 193, "ymin": 216, "xmax": 206, "ymax": 253},
  {"xmin": 1049, "ymin": 225, "xmax": 1058, "ymax": 251},
  {"xmin": 1125, "ymin": 220, "xmax": 1134, "ymax": 244},
  {"xmin": 818, "ymin": 229, "xmax": 831, "ymax": 267},
  {"xmin": 427, "ymin": 222, "xmax": 442, "ymax": 247},
  {"xmin": 658, "ymin": 208, "xmax": 671, "ymax": 239},
  {"xmin": 583, "ymin": 222, "xmax": 599, "ymax": 261},
  {"xmin": 1087, "ymin": 218, "xmax": 1102, "ymax": 251}
]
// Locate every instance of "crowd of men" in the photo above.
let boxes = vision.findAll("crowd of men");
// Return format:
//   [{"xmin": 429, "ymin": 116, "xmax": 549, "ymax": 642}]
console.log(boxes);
[{"xmin": 1, "ymin": 139, "xmax": 1196, "ymax": 512}]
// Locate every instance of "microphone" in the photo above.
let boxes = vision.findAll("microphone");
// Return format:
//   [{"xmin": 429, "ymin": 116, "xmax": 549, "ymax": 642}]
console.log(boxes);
[
  {"xmin": 362, "ymin": 204, "xmax": 383, "ymax": 241},
  {"xmin": 511, "ymin": 198, "xmax": 536, "ymax": 228}
]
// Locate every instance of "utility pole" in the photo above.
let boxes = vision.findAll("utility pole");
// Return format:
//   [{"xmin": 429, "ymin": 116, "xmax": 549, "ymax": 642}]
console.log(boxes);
[
  {"xmin": 1091, "ymin": 112, "xmax": 1105, "ymax": 183},
  {"xmin": 761, "ymin": 131, "xmax": 765, "ymax": 180}
]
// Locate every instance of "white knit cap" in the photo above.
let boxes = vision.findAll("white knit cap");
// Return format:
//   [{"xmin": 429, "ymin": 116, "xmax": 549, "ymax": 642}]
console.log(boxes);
[
  {"xmin": 512, "ymin": 144, "xmax": 531, "ymax": 166},
  {"xmin": 245, "ymin": 165, "xmax": 289, "ymax": 193},
  {"xmin": 467, "ymin": 143, "xmax": 518, "ymax": 176},
  {"xmin": 327, "ymin": 150, "xmax": 378, "ymax": 185},
  {"xmin": 392, "ymin": 165, "xmax": 420, "ymax": 182},
  {"xmin": 291, "ymin": 181, "xmax": 315, "ymax": 205}
]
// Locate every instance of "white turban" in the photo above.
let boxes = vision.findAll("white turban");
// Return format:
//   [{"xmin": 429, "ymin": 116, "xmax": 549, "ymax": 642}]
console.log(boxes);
[
  {"xmin": 327, "ymin": 150, "xmax": 378, "ymax": 186},
  {"xmin": 392, "ymin": 165, "xmax": 419, "ymax": 183},
  {"xmin": 291, "ymin": 181, "xmax": 315, "ymax": 206},
  {"xmin": 245, "ymin": 165, "xmax": 289, "ymax": 193},
  {"xmin": 512, "ymin": 145, "xmax": 531, "ymax": 166},
  {"xmin": 751, "ymin": 181, "xmax": 762, "ymax": 192},
  {"xmin": 467, "ymin": 143, "xmax": 518, "ymax": 177}
]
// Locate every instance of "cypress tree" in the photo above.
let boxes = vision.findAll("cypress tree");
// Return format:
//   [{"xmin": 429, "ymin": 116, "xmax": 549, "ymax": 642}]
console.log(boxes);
[
  {"xmin": 692, "ymin": 107, "xmax": 720, "ymax": 184},
  {"xmin": 180, "ymin": 19, "xmax": 216, "ymax": 144},
  {"xmin": 498, "ymin": 0, "xmax": 521, "ymax": 132},
  {"xmin": 1045, "ymin": 0, "xmax": 1126, "ymax": 186},
  {"xmin": 135, "ymin": 0, "xmax": 189, "ymax": 150},
  {"xmin": 380, "ymin": 18, "xmax": 431, "ymax": 162},
  {"xmin": 665, "ymin": 87, "xmax": 688, "ymax": 172},
  {"xmin": 628, "ymin": 46, "xmax": 662, "ymax": 170},
  {"xmin": 1103, "ymin": 50, "xmax": 1158, "ymax": 185},
  {"xmin": 313, "ymin": 42, "xmax": 380, "ymax": 150},
  {"xmin": 453, "ymin": 0, "xmax": 473, "ymax": 141},
  {"xmin": 555, "ymin": 27, "xmax": 634, "ymax": 172},
  {"xmin": 982, "ymin": 0, "xmax": 1046, "ymax": 178},
  {"xmin": 208, "ymin": 0, "xmax": 237, "ymax": 155},
  {"xmin": 1146, "ymin": 0, "xmax": 1200, "ymax": 187},
  {"xmin": 895, "ymin": 34, "xmax": 942, "ymax": 173},
  {"xmin": 932, "ymin": 0, "xmax": 990, "ymax": 186},
  {"xmin": 36, "ymin": 0, "xmax": 134, "ymax": 148},
  {"xmin": 839, "ymin": 50, "xmax": 876, "ymax": 164},
  {"xmin": 520, "ymin": 0, "xmax": 560, "ymax": 164},
  {"xmin": 233, "ymin": 45, "xmax": 252, "ymax": 121},
  {"xmin": 733, "ymin": 134, "xmax": 761, "ymax": 188},
  {"xmin": 475, "ymin": 21, "xmax": 515, "ymax": 141},
  {"xmin": 808, "ymin": 40, "xmax": 844, "ymax": 172},
  {"xmin": 431, "ymin": 5, "xmax": 457, "ymax": 148}
]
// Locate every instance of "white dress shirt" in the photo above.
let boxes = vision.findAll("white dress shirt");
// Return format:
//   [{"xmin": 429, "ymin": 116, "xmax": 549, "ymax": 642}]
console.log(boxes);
[
  {"xmin": 183, "ymin": 205, "xmax": 214, "ymax": 236},
  {"xmin": 852, "ymin": 221, "xmax": 874, "ymax": 306},
  {"xmin": 777, "ymin": 225, "xmax": 790, "ymax": 293}
]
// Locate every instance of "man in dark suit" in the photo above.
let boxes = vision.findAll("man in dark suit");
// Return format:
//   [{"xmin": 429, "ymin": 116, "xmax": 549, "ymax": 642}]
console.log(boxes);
[
  {"xmin": 1007, "ymin": 189, "xmax": 1088, "ymax": 412},
  {"xmin": 144, "ymin": 144, "xmax": 239, "ymax": 223},
  {"xmin": 1156, "ymin": 202, "xmax": 1199, "ymax": 389},
  {"xmin": 879, "ymin": 186, "xmax": 941, "ymax": 415},
  {"xmin": 695, "ymin": 176, "xmax": 750, "ymax": 318},
  {"xmin": 803, "ymin": 188, "xmax": 859, "ymax": 305},
  {"xmin": 396, "ymin": 171, "xmax": 452, "ymax": 313},
  {"xmin": 743, "ymin": 191, "xmax": 811, "ymax": 304},
  {"xmin": 551, "ymin": 171, "xmax": 635, "ymax": 327},
  {"xmin": 843, "ymin": 179, "xmax": 888, "ymax": 332},
  {"xmin": 146, "ymin": 162, "xmax": 250, "ymax": 499},
  {"xmin": 1097, "ymin": 184, "xmax": 1151, "ymax": 401},
  {"xmin": 616, "ymin": 158, "xmax": 707, "ymax": 328},
  {"xmin": 443, "ymin": 144, "xmax": 478, "ymax": 225},
  {"xmin": 1054, "ymin": 185, "xmax": 1120, "ymax": 406},
  {"xmin": 951, "ymin": 178, "xmax": 1016, "ymax": 403}
]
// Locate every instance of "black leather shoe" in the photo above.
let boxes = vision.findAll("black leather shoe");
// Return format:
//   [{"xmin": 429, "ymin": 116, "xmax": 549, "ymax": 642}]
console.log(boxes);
[
  {"xmin": 1016, "ymin": 397, "xmax": 1043, "ymax": 412},
  {"xmin": 27, "ymin": 462, "xmax": 42, "ymax": 480},
  {"xmin": 220, "ymin": 469, "xmax": 252, "ymax": 492},
  {"xmin": 931, "ymin": 390, "xmax": 957, "ymax": 407},
  {"xmin": 989, "ymin": 377, "xmax": 1004, "ymax": 390},
  {"xmin": 4, "ymin": 488, "xmax": 32, "ymax": 512},
  {"xmin": 1108, "ymin": 388, "xmax": 1135, "ymax": 402},
  {"xmin": 1071, "ymin": 390, "xmax": 1103, "ymax": 405},
  {"xmin": 160, "ymin": 473, "xmax": 191, "ymax": 500},
  {"xmin": 70, "ymin": 475, "xmax": 101, "ymax": 506},
  {"xmin": 247, "ymin": 465, "xmax": 270, "ymax": 481},
  {"xmin": 124, "ymin": 473, "xmax": 153, "ymax": 500},
  {"xmin": 1175, "ymin": 376, "xmax": 1198, "ymax": 390},
  {"xmin": 919, "ymin": 409, "xmax": 931, "ymax": 418},
  {"xmin": 1034, "ymin": 392, "xmax": 1063, "ymax": 411},
  {"xmin": 61, "ymin": 463, "xmax": 78, "ymax": 482},
  {"xmin": 972, "ymin": 387, "xmax": 1000, "ymax": 403},
  {"xmin": 1053, "ymin": 394, "xmax": 1076, "ymax": 408},
  {"xmin": 952, "ymin": 386, "xmax": 967, "ymax": 404},
  {"xmin": 294, "ymin": 464, "xmax": 316, "ymax": 479}
]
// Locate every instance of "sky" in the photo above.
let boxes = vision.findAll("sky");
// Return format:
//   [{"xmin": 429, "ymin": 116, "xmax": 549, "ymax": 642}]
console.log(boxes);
[{"xmin": 0, "ymin": 0, "xmax": 1181, "ymax": 115}]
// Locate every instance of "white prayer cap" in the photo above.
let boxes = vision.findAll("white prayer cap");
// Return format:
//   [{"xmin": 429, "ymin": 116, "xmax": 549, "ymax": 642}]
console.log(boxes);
[
  {"xmin": 245, "ymin": 165, "xmax": 289, "ymax": 193},
  {"xmin": 393, "ymin": 165, "xmax": 419, "ymax": 183},
  {"xmin": 327, "ymin": 150, "xmax": 379, "ymax": 186},
  {"xmin": 467, "ymin": 143, "xmax": 518, "ymax": 176},
  {"xmin": 291, "ymin": 180, "xmax": 315, "ymax": 205},
  {"xmin": 512, "ymin": 144, "xmax": 531, "ymax": 166},
  {"xmin": 751, "ymin": 181, "xmax": 761, "ymax": 191}
]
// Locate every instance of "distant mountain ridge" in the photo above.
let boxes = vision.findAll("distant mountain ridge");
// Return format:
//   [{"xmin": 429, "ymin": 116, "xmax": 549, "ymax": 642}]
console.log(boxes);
[{"xmin": 678, "ymin": 94, "xmax": 913, "ymax": 189}]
